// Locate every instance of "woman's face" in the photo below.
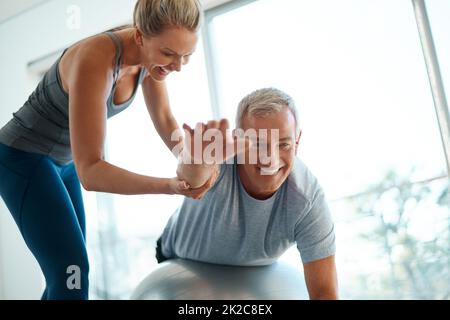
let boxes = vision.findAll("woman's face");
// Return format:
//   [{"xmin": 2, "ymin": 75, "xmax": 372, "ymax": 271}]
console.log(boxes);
[{"xmin": 138, "ymin": 26, "xmax": 198, "ymax": 81}]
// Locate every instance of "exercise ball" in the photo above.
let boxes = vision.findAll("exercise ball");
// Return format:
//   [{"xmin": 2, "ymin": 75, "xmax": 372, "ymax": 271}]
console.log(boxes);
[{"xmin": 131, "ymin": 258, "xmax": 307, "ymax": 299}]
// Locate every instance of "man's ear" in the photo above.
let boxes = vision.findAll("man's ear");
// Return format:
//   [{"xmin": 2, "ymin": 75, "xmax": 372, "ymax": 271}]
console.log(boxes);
[{"xmin": 295, "ymin": 130, "xmax": 302, "ymax": 154}]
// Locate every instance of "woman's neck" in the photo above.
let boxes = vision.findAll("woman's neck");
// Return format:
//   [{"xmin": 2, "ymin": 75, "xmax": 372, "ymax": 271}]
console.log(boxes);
[{"xmin": 114, "ymin": 28, "xmax": 142, "ymax": 68}]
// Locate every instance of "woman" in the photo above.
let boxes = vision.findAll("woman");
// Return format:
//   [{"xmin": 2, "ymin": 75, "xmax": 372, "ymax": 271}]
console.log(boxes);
[{"xmin": 0, "ymin": 0, "xmax": 212, "ymax": 299}]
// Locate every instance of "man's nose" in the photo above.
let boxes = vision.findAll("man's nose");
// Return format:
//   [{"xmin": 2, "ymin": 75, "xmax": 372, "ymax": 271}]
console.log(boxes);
[{"xmin": 257, "ymin": 147, "xmax": 280, "ymax": 167}]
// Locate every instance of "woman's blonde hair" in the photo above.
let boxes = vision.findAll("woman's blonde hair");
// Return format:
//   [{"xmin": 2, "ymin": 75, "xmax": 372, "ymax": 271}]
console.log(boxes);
[{"xmin": 133, "ymin": 0, "xmax": 202, "ymax": 36}]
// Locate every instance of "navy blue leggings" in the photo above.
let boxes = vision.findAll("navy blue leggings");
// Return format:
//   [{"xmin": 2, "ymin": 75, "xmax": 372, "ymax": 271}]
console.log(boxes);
[{"xmin": 0, "ymin": 143, "xmax": 89, "ymax": 300}]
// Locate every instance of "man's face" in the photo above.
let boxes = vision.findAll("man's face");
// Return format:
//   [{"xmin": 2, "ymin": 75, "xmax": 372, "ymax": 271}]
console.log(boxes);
[{"xmin": 237, "ymin": 107, "xmax": 301, "ymax": 200}]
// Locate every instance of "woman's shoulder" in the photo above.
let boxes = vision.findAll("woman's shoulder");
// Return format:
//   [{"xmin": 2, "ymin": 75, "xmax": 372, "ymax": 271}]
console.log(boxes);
[
  {"xmin": 64, "ymin": 33, "xmax": 116, "ymax": 67},
  {"xmin": 59, "ymin": 33, "xmax": 116, "ymax": 92}
]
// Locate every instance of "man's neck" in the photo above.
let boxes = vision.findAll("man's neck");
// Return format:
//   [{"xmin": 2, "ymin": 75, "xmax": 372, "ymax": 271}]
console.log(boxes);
[{"xmin": 237, "ymin": 165, "xmax": 276, "ymax": 200}]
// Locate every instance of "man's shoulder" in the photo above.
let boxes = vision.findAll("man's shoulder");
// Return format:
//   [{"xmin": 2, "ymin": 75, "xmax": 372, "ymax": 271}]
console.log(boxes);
[
  {"xmin": 286, "ymin": 157, "xmax": 322, "ymax": 204},
  {"xmin": 209, "ymin": 162, "xmax": 235, "ymax": 193}
]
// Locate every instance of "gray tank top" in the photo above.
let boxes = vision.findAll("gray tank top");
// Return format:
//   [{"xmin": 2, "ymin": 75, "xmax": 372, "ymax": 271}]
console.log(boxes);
[{"xmin": 0, "ymin": 31, "xmax": 147, "ymax": 165}]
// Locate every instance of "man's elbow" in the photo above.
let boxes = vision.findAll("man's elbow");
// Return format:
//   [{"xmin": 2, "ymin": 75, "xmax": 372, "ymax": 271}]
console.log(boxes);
[{"xmin": 176, "ymin": 165, "xmax": 209, "ymax": 189}]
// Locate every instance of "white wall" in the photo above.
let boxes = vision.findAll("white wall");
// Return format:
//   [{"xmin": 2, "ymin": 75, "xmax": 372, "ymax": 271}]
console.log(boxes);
[
  {"xmin": 0, "ymin": 0, "xmax": 226, "ymax": 300},
  {"xmin": 0, "ymin": 0, "xmax": 143, "ymax": 300}
]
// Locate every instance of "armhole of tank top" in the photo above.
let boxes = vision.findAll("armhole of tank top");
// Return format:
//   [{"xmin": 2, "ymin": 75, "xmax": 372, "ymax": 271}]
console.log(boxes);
[
  {"xmin": 104, "ymin": 31, "xmax": 123, "ymax": 83},
  {"xmin": 139, "ymin": 66, "xmax": 147, "ymax": 82},
  {"xmin": 60, "ymin": 48, "xmax": 68, "ymax": 59}
]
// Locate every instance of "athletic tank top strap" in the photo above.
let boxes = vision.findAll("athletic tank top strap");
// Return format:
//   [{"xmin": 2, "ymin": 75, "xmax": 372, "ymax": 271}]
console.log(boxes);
[{"xmin": 104, "ymin": 31, "xmax": 123, "ymax": 82}]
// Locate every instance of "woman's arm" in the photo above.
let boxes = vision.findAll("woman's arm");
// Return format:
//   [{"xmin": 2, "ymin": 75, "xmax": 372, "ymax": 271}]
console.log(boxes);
[
  {"xmin": 140, "ymin": 73, "xmax": 246, "ymax": 192},
  {"xmin": 67, "ymin": 43, "xmax": 194, "ymax": 195},
  {"xmin": 141, "ymin": 76, "xmax": 182, "ymax": 157},
  {"xmin": 141, "ymin": 75, "xmax": 222, "ymax": 193}
]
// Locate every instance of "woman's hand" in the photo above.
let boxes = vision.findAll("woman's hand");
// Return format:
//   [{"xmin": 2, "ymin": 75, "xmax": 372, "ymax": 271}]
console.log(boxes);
[{"xmin": 168, "ymin": 166, "xmax": 219, "ymax": 199}]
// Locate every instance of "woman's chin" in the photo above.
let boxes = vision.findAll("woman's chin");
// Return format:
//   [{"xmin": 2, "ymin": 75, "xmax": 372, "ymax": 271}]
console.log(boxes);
[
  {"xmin": 149, "ymin": 71, "xmax": 166, "ymax": 82},
  {"xmin": 149, "ymin": 66, "xmax": 170, "ymax": 82}
]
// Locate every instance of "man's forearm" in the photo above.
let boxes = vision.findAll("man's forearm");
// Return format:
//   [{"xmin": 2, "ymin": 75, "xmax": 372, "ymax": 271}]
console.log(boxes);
[
  {"xmin": 309, "ymin": 291, "xmax": 339, "ymax": 300},
  {"xmin": 304, "ymin": 255, "xmax": 339, "ymax": 300},
  {"xmin": 176, "ymin": 162, "xmax": 216, "ymax": 189},
  {"xmin": 176, "ymin": 143, "xmax": 218, "ymax": 188}
]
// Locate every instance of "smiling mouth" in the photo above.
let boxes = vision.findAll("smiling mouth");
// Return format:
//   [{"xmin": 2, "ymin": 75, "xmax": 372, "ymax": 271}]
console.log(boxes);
[
  {"xmin": 259, "ymin": 166, "xmax": 283, "ymax": 176},
  {"xmin": 156, "ymin": 66, "xmax": 170, "ymax": 76}
]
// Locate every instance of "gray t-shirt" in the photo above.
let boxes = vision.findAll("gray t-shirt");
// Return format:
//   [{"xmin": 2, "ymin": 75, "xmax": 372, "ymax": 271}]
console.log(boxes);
[{"xmin": 161, "ymin": 157, "xmax": 336, "ymax": 265}]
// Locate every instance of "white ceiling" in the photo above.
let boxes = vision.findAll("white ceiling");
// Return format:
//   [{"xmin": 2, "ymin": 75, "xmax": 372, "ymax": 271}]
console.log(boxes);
[
  {"xmin": 0, "ymin": 0, "xmax": 233, "ymax": 25},
  {"xmin": 0, "ymin": 0, "xmax": 49, "ymax": 24}
]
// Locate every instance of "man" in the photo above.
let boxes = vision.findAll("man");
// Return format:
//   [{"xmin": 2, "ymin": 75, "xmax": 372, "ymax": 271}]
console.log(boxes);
[{"xmin": 158, "ymin": 88, "xmax": 338, "ymax": 299}]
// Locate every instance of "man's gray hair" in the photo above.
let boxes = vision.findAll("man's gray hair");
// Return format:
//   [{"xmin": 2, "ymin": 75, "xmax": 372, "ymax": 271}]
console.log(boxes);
[{"xmin": 235, "ymin": 88, "xmax": 300, "ymax": 136}]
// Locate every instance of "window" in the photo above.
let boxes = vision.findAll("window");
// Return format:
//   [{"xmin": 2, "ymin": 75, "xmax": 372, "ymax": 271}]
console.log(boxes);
[
  {"xmin": 427, "ymin": 0, "xmax": 450, "ymax": 108},
  {"xmin": 204, "ymin": 0, "xmax": 450, "ymax": 299}
]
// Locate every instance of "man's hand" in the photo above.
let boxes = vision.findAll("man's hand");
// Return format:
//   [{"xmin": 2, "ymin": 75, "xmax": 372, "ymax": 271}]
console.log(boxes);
[
  {"xmin": 176, "ymin": 118, "xmax": 250, "ymax": 190},
  {"xmin": 180, "ymin": 119, "xmax": 248, "ymax": 165}
]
